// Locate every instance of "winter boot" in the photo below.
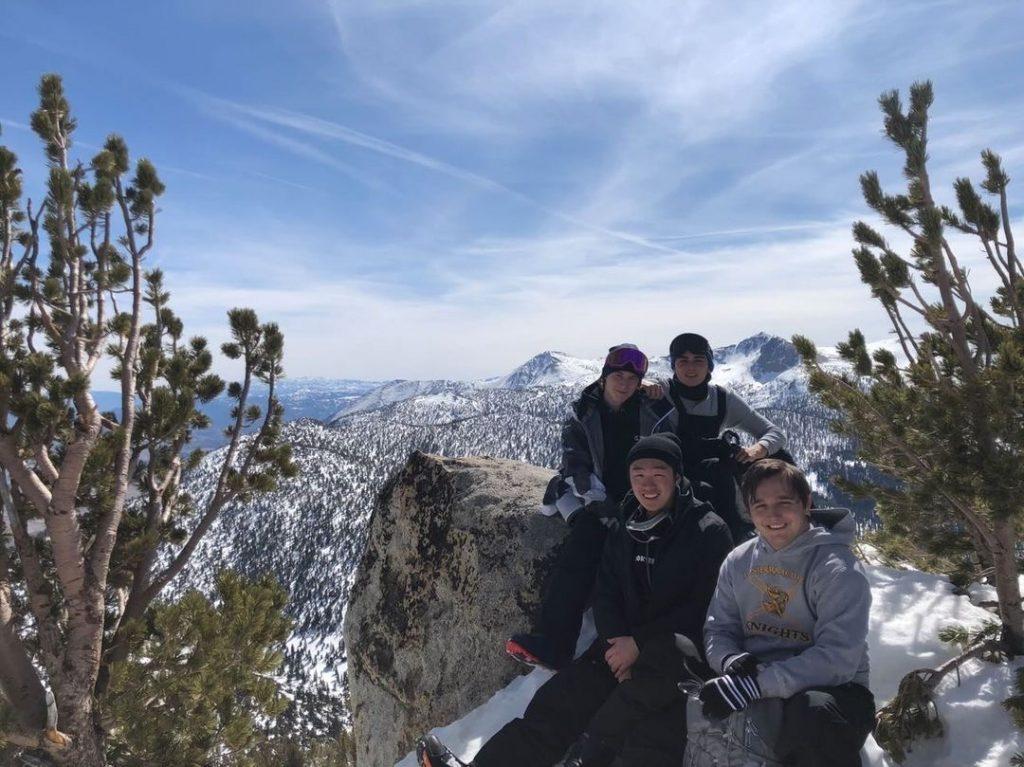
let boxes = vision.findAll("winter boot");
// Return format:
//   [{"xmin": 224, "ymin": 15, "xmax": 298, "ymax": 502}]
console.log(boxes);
[
  {"xmin": 505, "ymin": 633, "xmax": 565, "ymax": 671},
  {"xmin": 417, "ymin": 734, "xmax": 470, "ymax": 767},
  {"xmin": 563, "ymin": 732, "xmax": 616, "ymax": 767}
]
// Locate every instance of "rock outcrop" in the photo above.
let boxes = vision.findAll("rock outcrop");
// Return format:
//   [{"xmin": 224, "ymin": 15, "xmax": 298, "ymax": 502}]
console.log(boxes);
[{"xmin": 345, "ymin": 452, "xmax": 566, "ymax": 767}]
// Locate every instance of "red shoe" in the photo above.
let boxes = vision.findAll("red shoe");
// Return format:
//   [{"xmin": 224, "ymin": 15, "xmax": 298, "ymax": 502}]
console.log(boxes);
[{"xmin": 505, "ymin": 636, "xmax": 556, "ymax": 670}]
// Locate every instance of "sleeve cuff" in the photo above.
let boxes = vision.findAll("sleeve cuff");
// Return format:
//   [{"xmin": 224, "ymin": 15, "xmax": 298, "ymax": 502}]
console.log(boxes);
[{"xmin": 753, "ymin": 665, "xmax": 788, "ymax": 699}]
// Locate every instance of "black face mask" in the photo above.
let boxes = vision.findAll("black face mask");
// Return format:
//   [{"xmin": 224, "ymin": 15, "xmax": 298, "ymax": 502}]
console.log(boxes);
[{"xmin": 670, "ymin": 376, "xmax": 710, "ymax": 402}]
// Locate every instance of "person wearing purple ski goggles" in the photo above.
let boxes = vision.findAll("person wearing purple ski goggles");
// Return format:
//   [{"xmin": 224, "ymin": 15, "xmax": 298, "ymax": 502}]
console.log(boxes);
[
  {"xmin": 503, "ymin": 341, "xmax": 661, "ymax": 677},
  {"xmin": 603, "ymin": 344, "xmax": 649, "ymax": 379}
]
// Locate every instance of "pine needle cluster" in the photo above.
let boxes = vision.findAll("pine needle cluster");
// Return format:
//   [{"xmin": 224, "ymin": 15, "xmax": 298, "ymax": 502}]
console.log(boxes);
[
  {"xmin": 105, "ymin": 572, "xmax": 292, "ymax": 766},
  {"xmin": 873, "ymin": 671, "xmax": 943, "ymax": 764}
]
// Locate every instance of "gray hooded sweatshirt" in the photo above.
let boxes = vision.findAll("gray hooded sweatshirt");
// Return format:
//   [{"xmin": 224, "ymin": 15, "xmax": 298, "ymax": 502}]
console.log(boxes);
[{"xmin": 704, "ymin": 509, "xmax": 871, "ymax": 699}]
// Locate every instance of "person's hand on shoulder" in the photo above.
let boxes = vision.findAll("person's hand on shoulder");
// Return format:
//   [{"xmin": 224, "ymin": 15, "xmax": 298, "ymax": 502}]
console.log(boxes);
[{"xmin": 641, "ymin": 381, "xmax": 664, "ymax": 399}]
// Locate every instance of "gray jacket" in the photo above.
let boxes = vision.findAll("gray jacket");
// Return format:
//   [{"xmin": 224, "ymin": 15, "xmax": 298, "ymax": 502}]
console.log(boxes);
[
  {"xmin": 703, "ymin": 509, "xmax": 871, "ymax": 699},
  {"xmin": 541, "ymin": 381, "xmax": 664, "ymax": 522},
  {"xmin": 652, "ymin": 382, "xmax": 787, "ymax": 456}
]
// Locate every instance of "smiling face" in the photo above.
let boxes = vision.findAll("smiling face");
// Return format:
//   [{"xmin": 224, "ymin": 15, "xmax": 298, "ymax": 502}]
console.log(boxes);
[
  {"xmin": 748, "ymin": 475, "xmax": 812, "ymax": 550},
  {"xmin": 673, "ymin": 352, "xmax": 709, "ymax": 387},
  {"xmin": 602, "ymin": 370, "xmax": 641, "ymax": 409},
  {"xmin": 629, "ymin": 458, "xmax": 677, "ymax": 516}
]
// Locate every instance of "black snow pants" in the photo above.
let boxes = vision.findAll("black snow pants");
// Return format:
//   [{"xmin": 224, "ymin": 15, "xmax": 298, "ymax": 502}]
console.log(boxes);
[
  {"xmin": 775, "ymin": 683, "xmax": 876, "ymax": 767},
  {"xmin": 583, "ymin": 635, "xmax": 689, "ymax": 767},
  {"xmin": 537, "ymin": 506, "xmax": 612, "ymax": 667},
  {"xmin": 472, "ymin": 637, "xmax": 687, "ymax": 767}
]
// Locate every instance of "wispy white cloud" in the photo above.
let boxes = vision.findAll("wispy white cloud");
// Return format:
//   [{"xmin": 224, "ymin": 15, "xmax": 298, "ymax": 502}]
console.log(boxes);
[
  {"xmin": 0, "ymin": 118, "xmax": 32, "ymax": 132},
  {"xmin": 326, "ymin": 0, "xmax": 866, "ymax": 140},
  {"xmin": 210, "ymin": 97, "xmax": 511, "ymax": 191},
  {"xmin": 652, "ymin": 221, "xmax": 852, "ymax": 242},
  {"xmin": 242, "ymin": 169, "xmax": 319, "ymax": 193},
  {"xmin": 167, "ymin": 209, "xmax": 1023, "ymax": 381},
  {"xmin": 186, "ymin": 89, "xmax": 696, "ymax": 256},
  {"xmin": 192, "ymin": 99, "xmax": 388, "ymax": 191},
  {"xmin": 158, "ymin": 220, "xmax": 882, "ymax": 379}
]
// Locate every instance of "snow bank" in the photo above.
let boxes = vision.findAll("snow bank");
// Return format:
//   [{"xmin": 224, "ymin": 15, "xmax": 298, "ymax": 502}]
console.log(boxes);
[{"xmin": 397, "ymin": 563, "xmax": 1023, "ymax": 767}]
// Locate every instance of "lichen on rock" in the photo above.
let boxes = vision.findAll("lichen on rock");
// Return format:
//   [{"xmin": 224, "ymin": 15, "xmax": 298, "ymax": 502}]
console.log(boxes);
[{"xmin": 345, "ymin": 451, "xmax": 565, "ymax": 767}]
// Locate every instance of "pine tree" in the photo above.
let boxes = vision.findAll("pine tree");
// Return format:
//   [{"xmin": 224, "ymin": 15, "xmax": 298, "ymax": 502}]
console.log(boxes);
[
  {"xmin": 794, "ymin": 80, "xmax": 1023, "ymax": 655},
  {"xmin": 0, "ymin": 75, "xmax": 298, "ymax": 765},
  {"xmin": 104, "ymin": 571, "xmax": 291, "ymax": 766}
]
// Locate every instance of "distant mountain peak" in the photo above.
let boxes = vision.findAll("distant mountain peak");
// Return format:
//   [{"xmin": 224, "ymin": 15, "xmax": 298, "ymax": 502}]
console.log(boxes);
[
  {"xmin": 494, "ymin": 351, "xmax": 600, "ymax": 390},
  {"xmin": 715, "ymin": 333, "xmax": 799, "ymax": 384}
]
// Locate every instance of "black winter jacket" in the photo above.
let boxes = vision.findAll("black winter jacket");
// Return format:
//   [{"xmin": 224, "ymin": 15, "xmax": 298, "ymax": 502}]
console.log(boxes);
[
  {"xmin": 542, "ymin": 381, "xmax": 668, "ymax": 522},
  {"xmin": 593, "ymin": 484, "xmax": 733, "ymax": 653}
]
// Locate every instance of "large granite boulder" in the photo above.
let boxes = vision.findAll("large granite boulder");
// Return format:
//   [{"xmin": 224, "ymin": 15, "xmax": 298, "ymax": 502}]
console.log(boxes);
[{"xmin": 345, "ymin": 452, "xmax": 566, "ymax": 767}]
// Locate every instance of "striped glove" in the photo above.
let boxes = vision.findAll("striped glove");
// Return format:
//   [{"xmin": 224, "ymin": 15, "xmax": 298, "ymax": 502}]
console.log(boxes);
[
  {"xmin": 722, "ymin": 652, "xmax": 760, "ymax": 677},
  {"xmin": 698, "ymin": 673, "xmax": 761, "ymax": 720}
]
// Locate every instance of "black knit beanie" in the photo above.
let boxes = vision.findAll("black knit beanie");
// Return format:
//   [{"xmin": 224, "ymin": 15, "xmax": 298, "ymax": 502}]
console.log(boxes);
[
  {"xmin": 669, "ymin": 332, "xmax": 715, "ymax": 372},
  {"xmin": 627, "ymin": 433, "xmax": 684, "ymax": 476}
]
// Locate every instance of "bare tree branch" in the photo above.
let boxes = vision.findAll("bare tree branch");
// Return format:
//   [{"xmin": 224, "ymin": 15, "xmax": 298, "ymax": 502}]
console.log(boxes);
[
  {"xmin": 34, "ymin": 445, "xmax": 59, "ymax": 486},
  {"xmin": 86, "ymin": 176, "xmax": 145, "ymax": 586},
  {"xmin": 0, "ymin": 439, "xmax": 52, "ymax": 515},
  {"xmin": 0, "ymin": 472, "xmax": 60, "ymax": 673}
]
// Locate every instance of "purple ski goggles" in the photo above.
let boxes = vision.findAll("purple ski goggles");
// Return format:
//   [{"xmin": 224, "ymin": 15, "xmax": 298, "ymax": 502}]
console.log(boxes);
[{"xmin": 604, "ymin": 346, "xmax": 649, "ymax": 378}]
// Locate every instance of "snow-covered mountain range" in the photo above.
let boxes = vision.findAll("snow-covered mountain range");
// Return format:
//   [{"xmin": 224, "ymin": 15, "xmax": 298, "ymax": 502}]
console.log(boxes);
[
  {"xmin": 95, "ymin": 377, "xmax": 382, "ymax": 450},
  {"xmin": 178, "ymin": 333, "xmax": 872, "ymax": 736}
]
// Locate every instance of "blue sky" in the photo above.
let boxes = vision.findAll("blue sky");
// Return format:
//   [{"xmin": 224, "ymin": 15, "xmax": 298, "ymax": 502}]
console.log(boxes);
[{"xmin": 2, "ymin": 0, "xmax": 1023, "ymax": 380}]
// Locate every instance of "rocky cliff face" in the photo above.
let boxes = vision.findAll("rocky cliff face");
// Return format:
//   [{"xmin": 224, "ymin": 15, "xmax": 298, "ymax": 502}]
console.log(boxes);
[{"xmin": 345, "ymin": 452, "xmax": 565, "ymax": 767}]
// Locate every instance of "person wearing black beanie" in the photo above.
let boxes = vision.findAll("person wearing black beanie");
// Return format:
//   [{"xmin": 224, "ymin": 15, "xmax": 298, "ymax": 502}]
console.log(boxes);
[
  {"xmin": 669, "ymin": 333, "xmax": 715, "ymax": 378},
  {"xmin": 653, "ymin": 332, "xmax": 788, "ymax": 542},
  {"xmin": 418, "ymin": 431, "xmax": 732, "ymax": 767},
  {"xmin": 626, "ymin": 432, "xmax": 684, "ymax": 477}
]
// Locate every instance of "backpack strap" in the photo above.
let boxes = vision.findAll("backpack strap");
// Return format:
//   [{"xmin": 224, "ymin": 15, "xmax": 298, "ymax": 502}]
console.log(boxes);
[{"xmin": 713, "ymin": 385, "xmax": 728, "ymax": 435}]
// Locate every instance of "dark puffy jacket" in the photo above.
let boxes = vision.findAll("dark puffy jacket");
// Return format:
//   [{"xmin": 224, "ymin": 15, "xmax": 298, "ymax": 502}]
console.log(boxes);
[
  {"xmin": 541, "ymin": 381, "xmax": 668, "ymax": 522},
  {"xmin": 593, "ymin": 484, "xmax": 733, "ymax": 652}
]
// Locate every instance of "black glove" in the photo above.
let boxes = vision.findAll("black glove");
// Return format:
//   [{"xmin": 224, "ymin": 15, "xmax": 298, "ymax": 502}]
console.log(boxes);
[
  {"xmin": 542, "ymin": 474, "xmax": 565, "ymax": 506},
  {"xmin": 722, "ymin": 652, "xmax": 760, "ymax": 677},
  {"xmin": 699, "ymin": 437, "xmax": 734, "ymax": 462},
  {"xmin": 585, "ymin": 500, "xmax": 620, "ymax": 529},
  {"xmin": 698, "ymin": 674, "xmax": 761, "ymax": 721}
]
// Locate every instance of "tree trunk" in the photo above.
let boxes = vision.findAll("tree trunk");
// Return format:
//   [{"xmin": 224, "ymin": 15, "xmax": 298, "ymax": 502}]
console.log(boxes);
[
  {"xmin": 55, "ymin": 584, "xmax": 108, "ymax": 765},
  {"xmin": 54, "ymin": 681, "xmax": 105, "ymax": 767},
  {"xmin": 991, "ymin": 516, "xmax": 1024, "ymax": 654}
]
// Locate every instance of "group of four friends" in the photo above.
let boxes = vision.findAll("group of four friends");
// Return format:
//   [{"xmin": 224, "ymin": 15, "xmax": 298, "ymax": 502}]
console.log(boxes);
[{"xmin": 417, "ymin": 333, "xmax": 876, "ymax": 767}]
